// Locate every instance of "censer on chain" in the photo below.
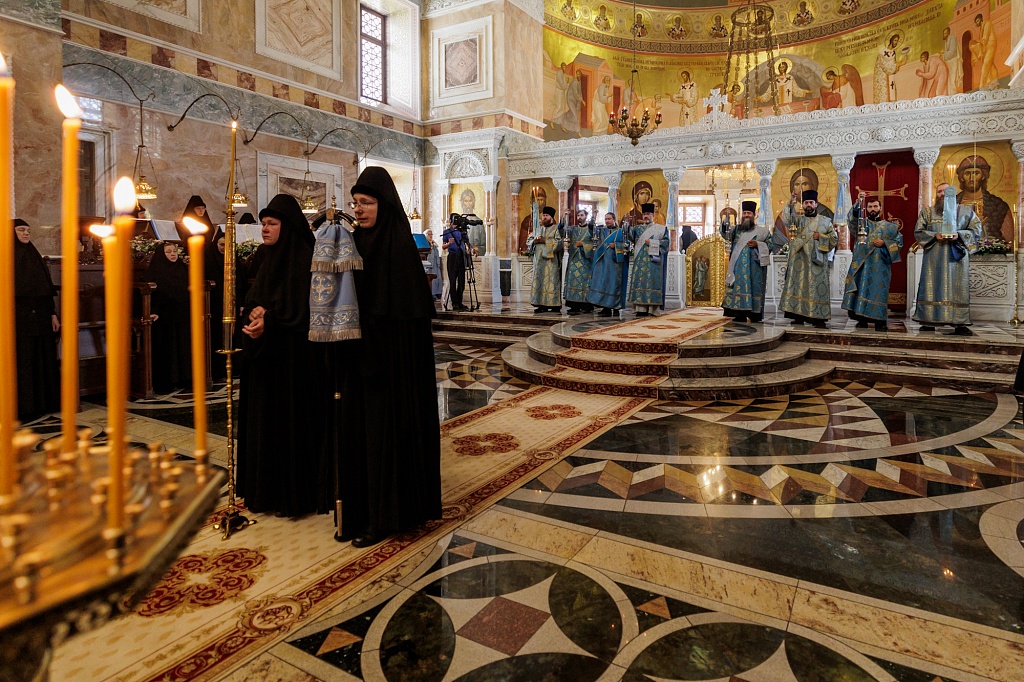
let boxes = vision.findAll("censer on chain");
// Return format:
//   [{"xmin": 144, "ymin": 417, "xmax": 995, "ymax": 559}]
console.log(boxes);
[{"xmin": 856, "ymin": 192, "xmax": 869, "ymax": 246}]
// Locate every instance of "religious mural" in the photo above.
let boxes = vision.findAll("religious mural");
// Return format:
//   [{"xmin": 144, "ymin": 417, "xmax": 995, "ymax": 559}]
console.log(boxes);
[
  {"xmin": 621, "ymin": 171, "xmax": 668, "ymax": 225},
  {"xmin": 542, "ymin": 0, "xmax": 1014, "ymax": 141},
  {"xmin": 516, "ymin": 178, "xmax": 558, "ymax": 255},
  {"xmin": 932, "ymin": 142, "xmax": 1019, "ymax": 245}
]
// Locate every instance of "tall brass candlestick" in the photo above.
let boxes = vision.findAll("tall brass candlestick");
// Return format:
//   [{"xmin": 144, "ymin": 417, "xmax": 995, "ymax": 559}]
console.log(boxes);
[
  {"xmin": 56, "ymin": 86, "xmax": 82, "ymax": 455},
  {"xmin": 0, "ymin": 54, "xmax": 16, "ymax": 500}
]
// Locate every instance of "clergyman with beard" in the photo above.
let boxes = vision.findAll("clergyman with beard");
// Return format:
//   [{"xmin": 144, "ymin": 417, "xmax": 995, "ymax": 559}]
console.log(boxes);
[
  {"xmin": 778, "ymin": 189, "xmax": 838, "ymax": 328},
  {"xmin": 842, "ymin": 194, "xmax": 903, "ymax": 331},
  {"xmin": 721, "ymin": 200, "xmax": 773, "ymax": 323},
  {"xmin": 913, "ymin": 182, "xmax": 981, "ymax": 335}
]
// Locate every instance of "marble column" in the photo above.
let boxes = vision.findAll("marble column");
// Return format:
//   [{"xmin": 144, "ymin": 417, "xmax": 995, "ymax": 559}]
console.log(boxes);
[
  {"xmin": 552, "ymin": 176, "xmax": 575, "ymax": 220},
  {"xmin": 754, "ymin": 160, "xmax": 777, "ymax": 230},
  {"xmin": 663, "ymin": 168, "xmax": 684, "ymax": 250},
  {"xmin": 482, "ymin": 175, "xmax": 498, "ymax": 257},
  {"xmin": 604, "ymin": 172, "xmax": 622, "ymax": 217},
  {"xmin": 509, "ymin": 180, "xmax": 521, "ymax": 256},
  {"xmin": 913, "ymin": 147, "xmax": 941, "ymax": 214},
  {"xmin": 435, "ymin": 180, "xmax": 451, "ymax": 221},
  {"xmin": 832, "ymin": 154, "xmax": 856, "ymax": 251},
  {"xmin": 1011, "ymin": 142, "xmax": 1024, "ymax": 244}
]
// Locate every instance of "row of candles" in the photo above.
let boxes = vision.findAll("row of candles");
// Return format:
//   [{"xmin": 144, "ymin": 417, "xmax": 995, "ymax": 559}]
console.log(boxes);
[{"xmin": 0, "ymin": 55, "xmax": 210, "ymax": 533}]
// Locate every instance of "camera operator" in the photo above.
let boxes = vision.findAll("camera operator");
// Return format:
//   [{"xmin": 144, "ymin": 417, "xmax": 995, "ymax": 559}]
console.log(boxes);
[{"xmin": 442, "ymin": 213, "xmax": 477, "ymax": 311}]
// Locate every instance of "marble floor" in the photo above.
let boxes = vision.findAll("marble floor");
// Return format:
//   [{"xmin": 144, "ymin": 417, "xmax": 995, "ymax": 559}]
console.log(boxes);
[{"xmin": 44, "ymin": 339, "xmax": 1024, "ymax": 681}]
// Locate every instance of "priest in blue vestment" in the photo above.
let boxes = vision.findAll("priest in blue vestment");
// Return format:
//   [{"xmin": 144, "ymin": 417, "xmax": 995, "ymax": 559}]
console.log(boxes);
[
  {"xmin": 913, "ymin": 182, "xmax": 982, "ymax": 335},
  {"xmin": 721, "ymin": 201, "xmax": 772, "ymax": 323},
  {"xmin": 842, "ymin": 195, "xmax": 903, "ymax": 331},
  {"xmin": 564, "ymin": 209, "xmax": 596, "ymax": 314},
  {"xmin": 778, "ymin": 189, "xmax": 838, "ymax": 328},
  {"xmin": 588, "ymin": 212, "xmax": 630, "ymax": 317},
  {"xmin": 527, "ymin": 206, "xmax": 565, "ymax": 313},
  {"xmin": 628, "ymin": 204, "xmax": 671, "ymax": 317}
]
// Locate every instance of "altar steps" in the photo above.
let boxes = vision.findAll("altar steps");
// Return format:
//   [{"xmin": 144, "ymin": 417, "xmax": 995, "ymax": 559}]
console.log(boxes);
[{"xmin": 432, "ymin": 311, "xmax": 566, "ymax": 348}]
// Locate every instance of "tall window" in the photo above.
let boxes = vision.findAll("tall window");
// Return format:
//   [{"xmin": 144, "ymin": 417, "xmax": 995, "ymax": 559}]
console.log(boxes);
[
  {"xmin": 360, "ymin": 6, "xmax": 387, "ymax": 104},
  {"xmin": 679, "ymin": 203, "xmax": 706, "ymax": 238}
]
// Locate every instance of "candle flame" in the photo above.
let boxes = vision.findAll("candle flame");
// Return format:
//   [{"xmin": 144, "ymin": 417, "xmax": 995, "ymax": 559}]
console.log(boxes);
[
  {"xmin": 89, "ymin": 224, "xmax": 114, "ymax": 238},
  {"xmin": 113, "ymin": 177, "xmax": 137, "ymax": 213},
  {"xmin": 0, "ymin": 53, "xmax": 8, "ymax": 77},
  {"xmin": 231, "ymin": 120, "xmax": 238, "ymax": 130},
  {"xmin": 55, "ymin": 85, "xmax": 83, "ymax": 119},
  {"xmin": 182, "ymin": 216, "xmax": 208, "ymax": 235}
]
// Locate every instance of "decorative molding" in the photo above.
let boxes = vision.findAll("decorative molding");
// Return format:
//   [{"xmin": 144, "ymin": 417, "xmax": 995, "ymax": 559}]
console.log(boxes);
[
  {"xmin": 1012, "ymin": 142, "xmax": 1024, "ymax": 162},
  {"xmin": 831, "ymin": 155, "xmax": 856, "ymax": 173},
  {"xmin": 443, "ymin": 150, "xmax": 489, "ymax": 179},
  {"xmin": 507, "ymin": 90, "xmax": 1024, "ymax": 180},
  {"xmin": 552, "ymin": 176, "xmax": 575, "ymax": 192},
  {"xmin": 602, "ymin": 173, "xmax": 622, "ymax": 189},
  {"xmin": 662, "ymin": 169, "xmax": 683, "ymax": 184},
  {"xmin": 913, "ymin": 148, "xmax": 941, "ymax": 167},
  {"xmin": 509, "ymin": 180, "xmax": 522, "ymax": 194},
  {"xmin": 423, "ymin": 0, "xmax": 543, "ymax": 22},
  {"xmin": 100, "ymin": 0, "xmax": 201, "ymax": 32},
  {"xmin": 755, "ymin": 160, "xmax": 777, "ymax": 178},
  {"xmin": 969, "ymin": 263, "xmax": 1011, "ymax": 299},
  {"xmin": 255, "ymin": 0, "xmax": 343, "ymax": 79},
  {"xmin": 507, "ymin": 0, "xmax": 545, "ymax": 23},
  {"xmin": 430, "ymin": 16, "xmax": 493, "ymax": 109}
]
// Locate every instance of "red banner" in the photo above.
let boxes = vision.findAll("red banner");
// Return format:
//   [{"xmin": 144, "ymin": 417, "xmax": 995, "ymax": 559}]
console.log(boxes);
[{"xmin": 849, "ymin": 151, "xmax": 920, "ymax": 312}]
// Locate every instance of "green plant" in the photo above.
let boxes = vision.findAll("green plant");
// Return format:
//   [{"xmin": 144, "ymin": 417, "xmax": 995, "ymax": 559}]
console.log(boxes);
[
  {"xmin": 975, "ymin": 237, "xmax": 1012, "ymax": 255},
  {"xmin": 236, "ymin": 240, "xmax": 261, "ymax": 261}
]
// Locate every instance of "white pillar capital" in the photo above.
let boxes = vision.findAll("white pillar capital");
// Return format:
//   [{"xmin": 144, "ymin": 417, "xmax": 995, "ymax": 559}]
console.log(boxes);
[
  {"xmin": 755, "ymin": 160, "xmax": 777, "ymax": 178},
  {"xmin": 831, "ymin": 154, "xmax": 857, "ymax": 174},
  {"xmin": 1012, "ymin": 141, "xmax": 1024, "ymax": 162},
  {"xmin": 509, "ymin": 180, "xmax": 522, "ymax": 194},
  {"xmin": 603, "ymin": 173, "xmax": 622, "ymax": 190},
  {"xmin": 551, "ymin": 176, "xmax": 576, "ymax": 192},
  {"xmin": 913, "ymin": 147, "xmax": 941, "ymax": 168}
]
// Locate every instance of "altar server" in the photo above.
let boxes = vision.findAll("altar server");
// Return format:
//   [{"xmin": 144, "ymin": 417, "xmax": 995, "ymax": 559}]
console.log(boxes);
[
  {"xmin": 628, "ymin": 204, "xmax": 670, "ymax": 317},
  {"xmin": 564, "ymin": 209, "xmax": 596, "ymax": 314},
  {"xmin": 778, "ymin": 189, "xmax": 838, "ymax": 328},
  {"xmin": 589, "ymin": 212, "xmax": 630, "ymax": 316},
  {"xmin": 528, "ymin": 206, "xmax": 564, "ymax": 313},
  {"xmin": 842, "ymin": 195, "xmax": 903, "ymax": 331}
]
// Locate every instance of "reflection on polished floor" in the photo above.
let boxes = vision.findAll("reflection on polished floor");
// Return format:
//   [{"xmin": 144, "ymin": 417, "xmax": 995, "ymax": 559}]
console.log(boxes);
[{"xmin": 47, "ymin": 326, "xmax": 1024, "ymax": 681}]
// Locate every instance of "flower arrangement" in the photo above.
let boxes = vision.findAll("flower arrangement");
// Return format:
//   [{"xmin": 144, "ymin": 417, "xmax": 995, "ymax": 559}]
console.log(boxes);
[
  {"xmin": 975, "ymin": 238, "xmax": 1012, "ymax": 255},
  {"xmin": 775, "ymin": 242, "xmax": 790, "ymax": 256},
  {"xmin": 236, "ymin": 240, "xmax": 261, "ymax": 261},
  {"xmin": 130, "ymin": 235, "xmax": 157, "ymax": 260}
]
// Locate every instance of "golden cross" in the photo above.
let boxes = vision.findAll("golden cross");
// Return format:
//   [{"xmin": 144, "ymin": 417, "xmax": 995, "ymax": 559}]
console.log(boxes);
[{"xmin": 854, "ymin": 161, "xmax": 908, "ymax": 215}]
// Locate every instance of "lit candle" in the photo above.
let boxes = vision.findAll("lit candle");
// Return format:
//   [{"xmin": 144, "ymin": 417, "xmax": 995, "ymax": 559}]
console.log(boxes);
[
  {"xmin": 106, "ymin": 177, "xmax": 137, "ymax": 530},
  {"xmin": 0, "ymin": 54, "xmax": 15, "ymax": 497},
  {"xmin": 182, "ymin": 217, "xmax": 208, "ymax": 454},
  {"xmin": 56, "ymin": 85, "xmax": 82, "ymax": 456},
  {"xmin": 946, "ymin": 163, "xmax": 956, "ymax": 186}
]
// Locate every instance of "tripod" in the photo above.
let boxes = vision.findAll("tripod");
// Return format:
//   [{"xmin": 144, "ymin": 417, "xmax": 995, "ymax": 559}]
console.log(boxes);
[{"xmin": 442, "ymin": 236, "xmax": 479, "ymax": 312}]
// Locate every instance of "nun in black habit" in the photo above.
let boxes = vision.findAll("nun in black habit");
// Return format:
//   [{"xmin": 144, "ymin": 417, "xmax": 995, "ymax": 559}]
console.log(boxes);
[
  {"xmin": 237, "ymin": 193, "xmax": 321, "ymax": 517},
  {"xmin": 205, "ymin": 229, "xmax": 227, "ymax": 380},
  {"xmin": 180, "ymin": 195, "xmax": 216, "ymax": 243},
  {"xmin": 13, "ymin": 219, "xmax": 60, "ymax": 422},
  {"xmin": 146, "ymin": 242, "xmax": 192, "ymax": 393},
  {"xmin": 338, "ymin": 167, "xmax": 441, "ymax": 547}
]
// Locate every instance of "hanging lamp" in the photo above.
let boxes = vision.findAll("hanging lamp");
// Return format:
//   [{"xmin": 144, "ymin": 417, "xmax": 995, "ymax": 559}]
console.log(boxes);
[{"xmin": 608, "ymin": 0, "xmax": 661, "ymax": 146}]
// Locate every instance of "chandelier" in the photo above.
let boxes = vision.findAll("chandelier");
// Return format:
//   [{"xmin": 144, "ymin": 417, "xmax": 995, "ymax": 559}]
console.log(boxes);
[
  {"xmin": 132, "ymin": 100, "xmax": 158, "ymax": 200},
  {"xmin": 299, "ymin": 150, "xmax": 318, "ymax": 216},
  {"xmin": 228, "ymin": 158, "xmax": 250, "ymax": 207},
  {"xmin": 608, "ymin": 0, "xmax": 661, "ymax": 145},
  {"xmin": 407, "ymin": 168, "xmax": 421, "ymax": 221},
  {"xmin": 723, "ymin": 1, "xmax": 782, "ymax": 117}
]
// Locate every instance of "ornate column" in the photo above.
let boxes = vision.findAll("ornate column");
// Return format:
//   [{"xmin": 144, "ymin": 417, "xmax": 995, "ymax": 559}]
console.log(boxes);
[
  {"xmin": 754, "ymin": 160, "xmax": 777, "ymax": 229},
  {"xmin": 509, "ymin": 180, "xmax": 522, "ymax": 256},
  {"xmin": 604, "ymin": 172, "xmax": 622, "ymax": 217},
  {"xmin": 831, "ymin": 154, "xmax": 856, "ymax": 251},
  {"xmin": 663, "ymin": 168, "xmax": 684, "ymax": 250},
  {"xmin": 435, "ymin": 180, "xmax": 451, "ymax": 222},
  {"xmin": 913, "ymin": 147, "xmax": 941, "ymax": 213},
  {"xmin": 482, "ymin": 175, "xmax": 499, "ymax": 257},
  {"xmin": 552, "ymin": 176, "xmax": 575, "ymax": 220},
  {"xmin": 1011, "ymin": 142, "xmax": 1024, "ymax": 245}
]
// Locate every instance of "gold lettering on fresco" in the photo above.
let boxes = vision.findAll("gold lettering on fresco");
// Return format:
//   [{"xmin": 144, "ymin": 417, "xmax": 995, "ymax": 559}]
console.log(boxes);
[{"xmin": 834, "ymin": 3, "xmax": 943, "ymax": 58}]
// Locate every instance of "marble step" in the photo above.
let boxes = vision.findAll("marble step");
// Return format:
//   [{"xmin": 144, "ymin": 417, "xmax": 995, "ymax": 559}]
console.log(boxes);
[
  {"xmin": 504, "ymin": 343, "xmax": 835, "ymax": 400},
  {"xmin": 435, "ymin": 310, "xmax": 566, "ymax": 327},
  {"xmin": 432, "ymin": 319, "xmax": 545, "ymax": 338},
  {"xmin": 786, "ymin": 328, "xmax": 1024, "ymax": 356},
  {"xmin": 806, "ymin": 343, "xmax": 1019, "ymax": 375},
  {"xmin": 659, "ymin": 360, "xmax": 835, "ymax": 400},
  {"xmin": 432, "ymin": 329, "xmax": 521, "ymax": 348},
  {"xmin": 549, "ymin": 320, "xmax": 787, "ymax": 357},
  {"xmin": 832, "ymin": 361, "xmax": 1015, "ymax": 392},
  {"xmin": 668, "ymin": 343, "xmax": 809, "ymax": 378}
]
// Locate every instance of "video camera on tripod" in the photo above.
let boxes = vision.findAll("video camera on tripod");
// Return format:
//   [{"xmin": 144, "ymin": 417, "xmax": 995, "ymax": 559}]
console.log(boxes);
[{"xmin": 443, "ymin": 213, "xmax": 483, "ymax": 312}]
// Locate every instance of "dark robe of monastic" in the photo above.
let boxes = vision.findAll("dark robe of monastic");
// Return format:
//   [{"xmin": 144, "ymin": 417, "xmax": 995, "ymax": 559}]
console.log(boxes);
[
  {"xmin": 14, "ymin": 229, "xmax": 59, "ymax": 422},
  {"xmin": 146, "ymin": 245, "xmax": 192, "ymax": 393},
  {"xmin": 237, "ymin": 193, "xmax": 321, "ymax": 517},
  {"xmin": 204, "ymin": 230, "xmax": 227, "ymax": 380},
  {"xmin": 335, "ymin": 166, "xmax": 441, "ymax": 539},
  {"xmin": 179, "ymin": 195, "xmax": 217, "ymax": 244}
]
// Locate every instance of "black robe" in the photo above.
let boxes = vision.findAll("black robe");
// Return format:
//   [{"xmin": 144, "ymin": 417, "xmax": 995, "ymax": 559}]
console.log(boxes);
[
  {"xmin": 14, "ymin": 235, "xmax": 59, "ymax": 422},
  {"xmin": 336, "ymin": 166, "xmax": 441, "ymax": 538},
  {"xmin": 146, "ymin": 246, "xmax": 192, "ymax": 393},
  {"xmin": 205, "ymin": 232, "xmax": 227, "ymax": 380},
  {"xmin": 237, "ymin": 194, "xmax": 321, "ymax": 517}
]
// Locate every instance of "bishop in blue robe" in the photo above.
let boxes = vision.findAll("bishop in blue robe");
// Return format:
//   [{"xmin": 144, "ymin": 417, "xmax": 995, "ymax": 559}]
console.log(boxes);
[
  {"xmin": 721, "ymin": 201, "xmax": 772, "ymax": 323},
  {"xmin": 588, "ymin": 212, "xmax": 629, "ymax": 316},
  {"xmin": 527, "ymin": 206, "xmax": 564, "ymax": 312},
  {"xmin": 564, "ymin": 209, "xmax": 596, "ymax": 314},
  {"xmin": 913, "ymin": 182, "xmax": 982, "ymax": 335},
  {"xmin": 842, "ymin": 196, "xmax": 903, "ymax": 331},
  {"xmin": 778, "ymin": 190, "xmax": 838, "ymax": 328},
  {"xmin": 628, "ymin": 204, "xmax": 670, "ymax": 317}
]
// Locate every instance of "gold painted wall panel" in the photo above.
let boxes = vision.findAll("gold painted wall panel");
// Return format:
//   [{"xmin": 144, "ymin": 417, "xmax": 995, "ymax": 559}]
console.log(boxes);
[
  {"xmin": 931, "ymin": 141, "xmax": 1018, "ymax": 243},
  {"xmin": 541, "ymin": 0, "xmax": 1015, "ymax": 141}
]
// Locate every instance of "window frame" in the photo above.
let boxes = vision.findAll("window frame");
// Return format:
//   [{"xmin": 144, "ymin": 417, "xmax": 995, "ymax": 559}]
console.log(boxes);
[
  {"xmin": 359, "ymin": 5, "xmax": 389, "ymax": 105},
  {"xmin": 679, "ymin": 203, "xmax": 705, "ymax": 227}
]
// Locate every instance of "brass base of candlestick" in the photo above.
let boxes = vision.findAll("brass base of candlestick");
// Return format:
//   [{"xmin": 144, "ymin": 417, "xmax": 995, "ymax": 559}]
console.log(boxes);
[{"xmin": 212, "ymin": 506, "xmax": 255, "ymax": 541}]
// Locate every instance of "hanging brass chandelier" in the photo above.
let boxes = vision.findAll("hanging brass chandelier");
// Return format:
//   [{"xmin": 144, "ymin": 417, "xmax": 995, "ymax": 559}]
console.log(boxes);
[
  {"xmin": 724, "ymin": 1, "xmax": 782, "ymax": 117},
  {"xmin": 300, "ymin": 149, "xmax": 318, "ymax": 216},
  {"xmin": 132, "ymin": 99, "xmax": 158, "ymax": 200},
  {"xmin": 608, "ymin": 0, "xmax": 661, "ymax": 145}
]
